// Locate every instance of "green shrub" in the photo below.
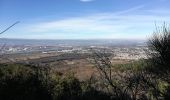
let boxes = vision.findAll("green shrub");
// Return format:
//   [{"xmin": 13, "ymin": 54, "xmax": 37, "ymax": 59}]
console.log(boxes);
[
  {"xmin": 51, "ymin": 73, "xmax": 82, "ymax": 100},
  {"xmin": 80, "ymin": 81, "xmax": 111, "ymax": 100},
  {"xmin": 113, "ymin": 59, "xmax": 149, "ymax": 72},
  {"xmin": 0, "ymin": 64, "xmax": 51, "ymax": 100},
  {"xmin": 0, "ymin": 64, "xmax": 111, "ymax": 100}
]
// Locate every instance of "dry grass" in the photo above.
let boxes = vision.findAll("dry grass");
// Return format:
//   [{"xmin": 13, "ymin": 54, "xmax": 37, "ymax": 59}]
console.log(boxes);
[{"xmin": 54, "ymin": 59, "xmax": 131, "ymax": 81}]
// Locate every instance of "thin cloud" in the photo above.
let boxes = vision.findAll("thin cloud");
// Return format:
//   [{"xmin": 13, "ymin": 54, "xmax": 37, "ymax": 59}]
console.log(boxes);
[
  {"xmin": 27, "ymin": 6, "xmax": 144, "ymax": 33},
  {"xmin": 10, "ymin": 6, "xmax": 170, "ymax": 39}
]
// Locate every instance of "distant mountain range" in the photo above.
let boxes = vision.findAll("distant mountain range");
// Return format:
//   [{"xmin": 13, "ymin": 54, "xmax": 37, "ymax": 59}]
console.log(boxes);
[{"xmin": 0, "ymin": 38, "xmax": 146, "ymax": 47}]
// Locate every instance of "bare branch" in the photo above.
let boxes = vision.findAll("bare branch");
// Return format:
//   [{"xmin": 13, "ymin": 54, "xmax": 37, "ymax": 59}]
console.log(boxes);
[{"xmin": 0, "ymin": 21, "xmax": 20, "ymax": 34}]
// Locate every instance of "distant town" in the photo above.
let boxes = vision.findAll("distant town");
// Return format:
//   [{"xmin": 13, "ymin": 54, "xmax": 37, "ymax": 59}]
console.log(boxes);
[{"xmin": 0, "ymin": 39, "xmax": 147, "ymax": 61}]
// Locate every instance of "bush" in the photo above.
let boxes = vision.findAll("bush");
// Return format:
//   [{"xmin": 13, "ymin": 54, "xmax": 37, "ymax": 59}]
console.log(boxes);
[
  {"xmin": 51, "ymin": 73, "xmax": 82, "ymax": 100},
  {"xmin": 0, "ymin": 64, "xmax": 51, "ymax": 100},
  {"xmin": 0, "ymin": 64, "xmax": 83, "ymax": 100},
  {"xmin": 0, "ymin": 64, "xmax": 112, "ymax": 100},
  {"xmin": 147, "ymin": 24, "xmax": 170, "ymax": 71}
]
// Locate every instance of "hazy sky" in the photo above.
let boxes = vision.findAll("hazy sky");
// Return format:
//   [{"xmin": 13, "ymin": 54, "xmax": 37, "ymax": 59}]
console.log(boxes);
[{"xmin": 0, "ymin": 0, "xmax": 170, "ymax": 39}]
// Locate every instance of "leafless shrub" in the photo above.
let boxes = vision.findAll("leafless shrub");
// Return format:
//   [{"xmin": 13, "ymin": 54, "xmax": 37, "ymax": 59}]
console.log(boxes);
[{"xmin": 89, "ymin": 50, "xmax": 163, "ymax": 100}]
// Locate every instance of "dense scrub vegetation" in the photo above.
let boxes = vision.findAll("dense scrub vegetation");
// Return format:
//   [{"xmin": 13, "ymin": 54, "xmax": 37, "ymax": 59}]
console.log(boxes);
[
  {"xmin": 1, "ymin": 60, "xmax": 169, "ymax": 100},
  {"xmin": 0, "ymin": 64, "xmax": 111, "ymax": 100}
]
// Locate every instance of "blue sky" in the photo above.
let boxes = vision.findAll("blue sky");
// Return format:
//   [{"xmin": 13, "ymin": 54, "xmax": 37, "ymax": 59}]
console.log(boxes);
[{"xmin": 0, "ymin": 0, "xmax": 170, "ymax": 39}]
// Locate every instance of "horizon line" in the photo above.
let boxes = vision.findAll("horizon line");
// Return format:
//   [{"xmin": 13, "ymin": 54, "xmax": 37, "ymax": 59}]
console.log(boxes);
[{"xmin": 0, "ymin": 37, "xmax": 147, "ymax": 41}]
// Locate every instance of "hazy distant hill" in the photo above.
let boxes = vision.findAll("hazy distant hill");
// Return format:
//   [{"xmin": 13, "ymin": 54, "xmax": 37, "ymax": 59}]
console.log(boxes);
[{"xmin": 0, "ymin": 38, "xmax": 146, "ymax": 47}]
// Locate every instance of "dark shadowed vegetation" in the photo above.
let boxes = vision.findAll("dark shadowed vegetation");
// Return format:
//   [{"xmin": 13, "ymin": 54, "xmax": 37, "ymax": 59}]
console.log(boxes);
[
  {"xmin": 0, "ymin": 64, "xmax": 111, "ymax": 100},
  {"xmin": 147, "ymin": 24, "xmax": 170, "ymax": 82}
]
